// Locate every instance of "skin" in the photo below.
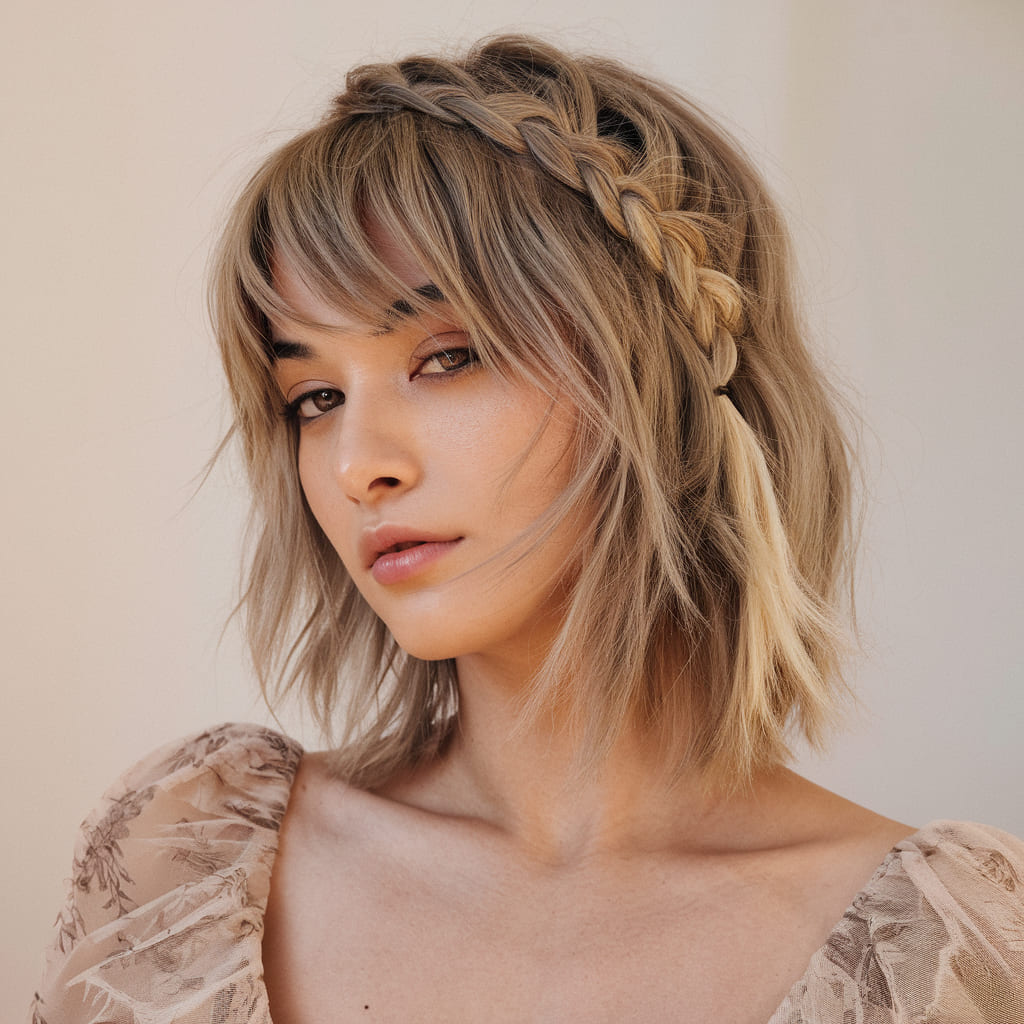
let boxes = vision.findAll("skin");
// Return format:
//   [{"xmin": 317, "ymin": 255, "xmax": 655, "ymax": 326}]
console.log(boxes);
[
  {"xmin": 271, "ymin": 259, "xmax": 580, "ymax": 679},
  {"xmin": 261, "ymin": 235, "xmax": 914, "ymax": 1023}
]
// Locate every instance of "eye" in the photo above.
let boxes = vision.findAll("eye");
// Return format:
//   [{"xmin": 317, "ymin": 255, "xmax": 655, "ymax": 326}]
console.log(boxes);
[
  {"xmin": 416, "ymin": 345, "xmax": 479, "ymax": 376},
  {"xmin": 285, "ymin": 387, "xmax": 345, "ymax": 422}
]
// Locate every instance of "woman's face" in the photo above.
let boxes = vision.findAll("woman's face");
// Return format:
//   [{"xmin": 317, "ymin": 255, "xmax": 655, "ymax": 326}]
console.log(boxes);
[{"xmin": 269, "ymin": 241, "xmax": 582, "ymax": 668}]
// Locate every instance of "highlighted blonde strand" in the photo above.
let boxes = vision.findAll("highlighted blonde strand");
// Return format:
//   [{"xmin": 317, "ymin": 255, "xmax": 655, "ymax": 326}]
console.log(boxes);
[{"xmin": 211, "ymin": 34, "xmax": 858, "ymax": 789}]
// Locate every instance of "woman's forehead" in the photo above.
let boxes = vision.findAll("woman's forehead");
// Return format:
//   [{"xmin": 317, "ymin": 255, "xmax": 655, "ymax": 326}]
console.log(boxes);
[
  {"xmin": 362, "ymin": 216, "xmax": 434, "ymax": 291},
  {"xmin": 270, "ymin": 256, "xmax": 365, "ymax": 334},
  {"xmin": 269, "ymin": 208, "xmax": 444, "ymax": 324},
  {"xmin": 269, "ymin": 249, "xmax": 449, "ymax": 342}
]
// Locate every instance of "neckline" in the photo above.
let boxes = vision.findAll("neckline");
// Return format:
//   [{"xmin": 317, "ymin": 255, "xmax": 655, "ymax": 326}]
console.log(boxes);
[{"xmin": 260, "ymin": 746, "xmax": 925, "ymax": 1023}]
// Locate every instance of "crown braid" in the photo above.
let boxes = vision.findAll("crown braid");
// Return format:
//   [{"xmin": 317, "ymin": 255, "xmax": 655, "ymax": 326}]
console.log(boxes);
[
  {"xmin": 218, "ymin": 34, "xmax": 857, "ymax": 787},
  {"xmin": 336, "ymin": 56, "xmax": 743, "ymax": 392}
]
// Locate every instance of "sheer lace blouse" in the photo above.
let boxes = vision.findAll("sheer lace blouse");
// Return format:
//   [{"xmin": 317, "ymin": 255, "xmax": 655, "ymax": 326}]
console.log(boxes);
[{"xmin": 30, "ymin": 723, "xmax": 1024, "ymax": 1023}]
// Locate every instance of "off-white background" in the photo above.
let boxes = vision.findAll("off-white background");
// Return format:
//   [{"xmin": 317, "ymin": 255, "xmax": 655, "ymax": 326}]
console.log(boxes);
[{"xmin": 3, "ymin": 0, "xmax": 1021, "ymax": 1010}]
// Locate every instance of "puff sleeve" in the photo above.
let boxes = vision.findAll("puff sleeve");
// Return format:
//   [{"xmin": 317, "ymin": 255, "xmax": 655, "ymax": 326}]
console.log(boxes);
[
  {"xmin": 30, "ymin": 723, "xmax": 303, "ymax": 1024},
  {"xmin": 773, "ymin": 821, "xmax": 1024, "ymax": 1022}
]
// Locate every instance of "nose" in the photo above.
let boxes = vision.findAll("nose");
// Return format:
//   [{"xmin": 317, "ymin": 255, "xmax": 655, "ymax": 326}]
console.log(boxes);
[{"xmin": 330, "ymin": 393, "xmax": 420, "ymax": 504}]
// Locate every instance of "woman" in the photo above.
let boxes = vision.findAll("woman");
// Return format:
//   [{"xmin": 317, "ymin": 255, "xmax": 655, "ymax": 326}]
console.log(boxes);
[{"xmin": 32, "ymin": 34, "xmax": 1024, "ymax": 1023}]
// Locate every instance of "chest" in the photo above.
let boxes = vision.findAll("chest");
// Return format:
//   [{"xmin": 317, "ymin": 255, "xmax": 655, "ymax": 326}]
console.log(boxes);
[{"xmin": 262, "ymin": 844, "xmax": 838, "ymax": 1024}]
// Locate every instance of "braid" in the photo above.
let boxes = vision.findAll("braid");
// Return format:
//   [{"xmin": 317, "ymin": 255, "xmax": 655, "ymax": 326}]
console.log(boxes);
[
  {"xmin": 218, "ymin": 36, "xmax": 856, "ymax": 785},
  {"xmin": 337, "ymin": 60, "xmax": 744, "ymax": 391},
  {"xmin": 336, "ymin": 57, "xmax": 832, "ymax": 771}
]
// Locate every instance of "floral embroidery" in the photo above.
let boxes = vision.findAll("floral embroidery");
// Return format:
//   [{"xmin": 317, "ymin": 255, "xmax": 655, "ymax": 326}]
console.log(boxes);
[
  {"xmin": 52, "ymin": 783, "xmax": 158, "ymax": 953},
  {"xmin": 32, "ymin": 723, "xmax": 302, "ymax": 1024},
  {"xmin": 31, "ymin": 730, "xmax": 1024, "ymax": 1024},
  {"xmin": 164, "ymin": 727, "xmax": 232, "ymax": 775},
  {"xmin": 975, "ymin": 849, "xmax": 1021, "ymax": 893}
]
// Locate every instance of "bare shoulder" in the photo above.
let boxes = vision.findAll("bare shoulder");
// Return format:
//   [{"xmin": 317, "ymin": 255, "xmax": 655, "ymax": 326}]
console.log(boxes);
[
  {"xmin": 270, "ymin": 749, "xmax": 396, "ymax": 866},
  {"xmin": 262, "ymin": 756, "xmax": 925, "ymax": 1024},
  {"xmin": 746, "ymin": 769, "xmax": 916, "ymax": 925},
  {"xmin": 264, "ymin": 748, "xmax": 461, "ymax": 921},
  {"xmin": 263, "ymin": 751, "xmax": 396, "ymax": 1021},
  {"xmin": 787, "ymin": 770, "xmax": 915, "ymax": 855}
]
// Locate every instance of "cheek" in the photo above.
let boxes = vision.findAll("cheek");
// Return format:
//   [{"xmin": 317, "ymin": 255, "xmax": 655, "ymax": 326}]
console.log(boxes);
[
  {"xmin": 510, "ymin": 407, "xmax": 579, "ymax": 508},
  {"xmin": 296, "ymin": 447, "xmax": 321, "ymax": 515},
  {"xmin": 295, "ymin": 445, "xmax": 353, "ymax": 557}
]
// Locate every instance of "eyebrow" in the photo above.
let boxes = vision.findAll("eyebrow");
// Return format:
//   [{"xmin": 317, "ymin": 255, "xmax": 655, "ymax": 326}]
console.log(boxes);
[
  {"xmin": 387, "ymin": 282, "xmax": 445, "ymax": 319},
  {"xmin": 269, "ymin": 338, "xmax": 315, "ymax": 361},
  {"xmin": 269, "ymin": 283, "xmax": 447, "ymax": 362}
]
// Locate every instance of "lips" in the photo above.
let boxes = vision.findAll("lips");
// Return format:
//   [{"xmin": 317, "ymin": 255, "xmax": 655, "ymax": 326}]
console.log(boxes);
[
  {"xmin": 359, "ymin": 524, "xmax": 463, "ymax": 584},
  {"xmin": 379, "ymin": 541, "xmax": 424, "ymax": 555}
]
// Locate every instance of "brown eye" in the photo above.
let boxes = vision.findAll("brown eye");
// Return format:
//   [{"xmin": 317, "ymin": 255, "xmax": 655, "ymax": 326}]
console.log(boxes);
[
  {"xmin": 290, "ymin": 388, "xmax": 344, "ymax": 421},
  {"xmin": 418, "ymin": 347, "xmax": 478, "ymax": 375}
]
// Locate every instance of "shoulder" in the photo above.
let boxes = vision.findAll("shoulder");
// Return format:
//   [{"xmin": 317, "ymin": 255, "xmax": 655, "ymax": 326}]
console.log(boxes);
[
  {"xmin": 775, "ymin": 819, "xmax": 1024, "ymax": 1023},
  {"xmin": 99, "ymin": 721, "xmax": 305, "ymax": 840},
  {"xmin": 884, "ymin": 820, "xmax": 1024, "ymax": 947},
  {"xmin": 31, "ymin": 723, "xmax": 303, "ymax": 1024},
  {"xmin": 898, "ymin": 818, "xmax": 1024, "ymax": 882}
]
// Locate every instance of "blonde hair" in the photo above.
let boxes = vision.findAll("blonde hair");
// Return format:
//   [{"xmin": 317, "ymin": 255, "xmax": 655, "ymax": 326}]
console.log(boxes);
[{"xmin": 211, "ymin": 34, "xmax": 855, "ymax": 788}]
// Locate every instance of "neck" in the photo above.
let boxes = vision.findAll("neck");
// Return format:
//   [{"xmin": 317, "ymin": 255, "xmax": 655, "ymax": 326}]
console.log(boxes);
[{"xmin": 391, "ymin": 650, "xmax": 790, "ymax": 865}]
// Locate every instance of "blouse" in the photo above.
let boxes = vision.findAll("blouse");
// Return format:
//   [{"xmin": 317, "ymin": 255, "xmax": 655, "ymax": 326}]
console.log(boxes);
[{"xmin": 30, "ymin": 722, "xmax": 1024, "ymax": 1023}]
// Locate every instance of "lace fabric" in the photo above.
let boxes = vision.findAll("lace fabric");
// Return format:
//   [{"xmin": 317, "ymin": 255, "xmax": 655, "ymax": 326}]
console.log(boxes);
[
  {"xmin": 31, "ymin": 724, "xmax": 301, "ymax": 1024},
  {"xmin": 30, "ymin": 723, "xmax": 1024, "ymax": 1023}
]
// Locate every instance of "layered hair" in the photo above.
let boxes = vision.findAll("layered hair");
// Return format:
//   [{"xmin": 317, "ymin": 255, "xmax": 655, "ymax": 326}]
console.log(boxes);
[{"xmin": 210, "ymin": 34, "xmax": 855, "ymax": 788}]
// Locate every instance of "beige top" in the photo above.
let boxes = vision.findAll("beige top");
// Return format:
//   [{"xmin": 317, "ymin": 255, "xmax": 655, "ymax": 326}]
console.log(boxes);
[{"xmin": 31, "ymin": 723, "xmax": 1024, "ymax": 1023}]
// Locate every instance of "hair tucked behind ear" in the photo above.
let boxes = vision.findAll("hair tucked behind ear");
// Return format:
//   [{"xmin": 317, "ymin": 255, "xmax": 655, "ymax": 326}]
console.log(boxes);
[{"xmin": 211, "ymin": 34, "xmax": 857, "ymax": 789}]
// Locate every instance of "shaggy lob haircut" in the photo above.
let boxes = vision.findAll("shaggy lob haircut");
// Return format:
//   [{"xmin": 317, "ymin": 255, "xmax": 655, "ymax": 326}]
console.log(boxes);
[{"xmin": 211, "ymin": 34, "xmax": 855, "ymax": 788}]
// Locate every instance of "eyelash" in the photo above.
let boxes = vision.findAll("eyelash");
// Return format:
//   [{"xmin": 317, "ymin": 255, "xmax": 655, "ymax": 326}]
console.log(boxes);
[
  {"xmin": 417, "ymin": 346, "xmax": 479, "ymax": 376},
  {"xmin": 283, "ymin": 387, "xmax": 344, "ymax": 423},
  {"xmin": 281, "ymin": 345, "xmax": 480, "ymax": 424}
]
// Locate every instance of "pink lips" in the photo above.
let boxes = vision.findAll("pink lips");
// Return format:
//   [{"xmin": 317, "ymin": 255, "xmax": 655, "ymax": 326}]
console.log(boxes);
[
  {"xmin": 370, "ymin": 539, "xmax": 462, "ymax": 584},
  {"xmin": 361, "ymin": 525, "xmax": 462, "ymax": 585}
]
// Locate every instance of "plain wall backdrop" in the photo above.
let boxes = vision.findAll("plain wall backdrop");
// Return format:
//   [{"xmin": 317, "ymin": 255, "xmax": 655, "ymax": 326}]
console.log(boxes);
[{"xmin": 3, "ymin": 0, "xmax": 1021, "ymax": 1011}]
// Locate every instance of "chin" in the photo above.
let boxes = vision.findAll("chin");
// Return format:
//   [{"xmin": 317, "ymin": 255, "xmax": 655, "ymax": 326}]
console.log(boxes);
[
  {"xmin": 383, "ymin": 612, "xmax": 515, "ymax": 664},
  {"xmin": 391, "ymin": 634, "xmax": 462, "ymax": 663},
  {"xmin": 377, "ymin": 613, "xmax": 471, "ymax": 663}
]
